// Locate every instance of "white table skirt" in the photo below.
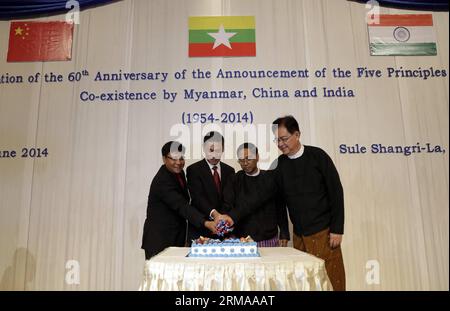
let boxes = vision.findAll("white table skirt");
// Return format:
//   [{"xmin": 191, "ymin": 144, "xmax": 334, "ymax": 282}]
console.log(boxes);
[{"xmin": 139, "ymin": 247, "xmax": 332, "ymax": 291}]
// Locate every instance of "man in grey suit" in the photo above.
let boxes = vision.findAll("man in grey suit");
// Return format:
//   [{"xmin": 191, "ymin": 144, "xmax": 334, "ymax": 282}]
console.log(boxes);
[{"xmin": 186, "ymin": 131, "xmax": 235, "ymax": 242}]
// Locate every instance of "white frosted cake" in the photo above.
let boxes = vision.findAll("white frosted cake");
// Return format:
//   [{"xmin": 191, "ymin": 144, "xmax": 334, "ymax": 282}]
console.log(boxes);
[{"xmin": 189, "ymin": 236, "xmax": 260, "ymax": 257}]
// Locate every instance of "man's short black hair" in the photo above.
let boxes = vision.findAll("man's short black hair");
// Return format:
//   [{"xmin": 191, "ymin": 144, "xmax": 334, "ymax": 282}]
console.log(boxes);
[
  {"xmin": 203, "ymin": 131, "xmax": 224, "ymax": 147},
  {"xmin": 272, "ymin": 115, "xmax": 300, "ymax": 134},
  {"xmin": 237, "ymin": 142, "xmax": 259, "ymax": 157},
  {"xmin": 161, "ymin": 141, "xmax": 185, "ymax": 157}
]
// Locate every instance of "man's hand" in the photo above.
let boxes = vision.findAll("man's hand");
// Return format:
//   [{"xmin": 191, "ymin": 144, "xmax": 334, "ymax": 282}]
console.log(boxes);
[
  {"xmin": 210, "ymin": 210, "xmax": 234, "ymax": 227},
  {"xmin": 279, "ymin": 239, "xmax": 288, "ymax": 247},
  {"xmin": 216, "ymin": 214, "xmax": 234, "ymax": 227},
  {"xmin": 204, "ymin": 220, "xmax": 218, "ymax": 235},
  {"xmin": 210, "ymin": 209, "xmax": 221, "ymax": 220},
  {"xmin": 329, "ymin": 233, "xmax": 343, "ymax": 249}
]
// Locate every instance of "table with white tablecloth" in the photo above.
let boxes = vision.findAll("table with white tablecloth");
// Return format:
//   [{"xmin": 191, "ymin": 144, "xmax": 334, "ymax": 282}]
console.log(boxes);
[{"xmin": 139, "ymin": 247, "xmax": 332, "ymax": 291}]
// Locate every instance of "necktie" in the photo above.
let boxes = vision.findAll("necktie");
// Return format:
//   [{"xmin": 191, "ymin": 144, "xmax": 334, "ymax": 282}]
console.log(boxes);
[
  {"xmin": 175, "ymin": 173, "xmax": 185, "ymax": 189},
  {"xmin": 212, "ymin": 166, "xmax": 221, "ymax": 194}
]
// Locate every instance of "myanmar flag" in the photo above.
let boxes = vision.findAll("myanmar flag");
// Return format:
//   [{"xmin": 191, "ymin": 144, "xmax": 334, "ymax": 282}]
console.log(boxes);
[
  {"xmin": 189, "ymin": 16, "xmax": 256, "ymax": 57},
  {"xmin": 7, "ymin": 21, "xmax": 74, "ymax": 62},
  {"xmin": 368, "ymin": 14, "xmax": 437, "ymax": 56}
]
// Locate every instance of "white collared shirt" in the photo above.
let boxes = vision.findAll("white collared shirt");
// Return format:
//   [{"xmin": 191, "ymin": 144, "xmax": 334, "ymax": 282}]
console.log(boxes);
[
  {"xmin": 288, "ymin": 144, "xmax": 305, "ymax": 159},
  {"xmin": 205, "ymin": 159, "xmax": 221, "ymax": 178},
  {"xmin": 205, "ymin": 159, "xmax": 222, "ymax": 219},
  {"xmin": 245, "ymin": 168, "xmax": 260, "ymax": 177}
]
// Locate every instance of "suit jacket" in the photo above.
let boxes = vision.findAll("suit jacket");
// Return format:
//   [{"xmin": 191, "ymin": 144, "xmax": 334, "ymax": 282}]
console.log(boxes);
[
  {"xmin": 186, "ymin": 159, "xmax": 235, "ymax": 240},
  {"xmin": 141, "ymin": 165, "xmax": 205, "ymax": 258}
]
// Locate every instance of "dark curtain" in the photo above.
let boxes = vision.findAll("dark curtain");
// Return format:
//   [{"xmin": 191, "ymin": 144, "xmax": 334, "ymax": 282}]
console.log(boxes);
[
  {"xmin": 0, "ymin": 0, "xmax": 447, "ymax": 19},
  {"xmin": 353, "ymin": 0, "xmax": 449, "ymax": 11},
  {"xmin": 0, "ymin": 0, "xmax": 118, "ymax": 19}
]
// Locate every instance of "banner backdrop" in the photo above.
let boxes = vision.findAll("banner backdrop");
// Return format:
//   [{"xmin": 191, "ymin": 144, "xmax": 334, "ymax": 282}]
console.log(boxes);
[{"xmin": 0, "ymin": 0, "xmax": 448, "ymax": 290}]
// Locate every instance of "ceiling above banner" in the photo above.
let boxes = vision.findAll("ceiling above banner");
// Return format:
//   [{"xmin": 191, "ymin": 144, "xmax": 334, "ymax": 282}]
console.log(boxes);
[
  {"xmin": 352, "ymin": 0, "xmax": 449, "ymax": 11},
  {"xmin": 0, "ymin": 0, "xmax": 118, "ymax": 19},
  {"xmin": 0, "ymin": 0, "xmax": 448, "ymax": 20}
]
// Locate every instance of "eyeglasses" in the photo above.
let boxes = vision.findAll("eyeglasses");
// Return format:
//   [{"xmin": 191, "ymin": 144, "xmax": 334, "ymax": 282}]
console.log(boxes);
[
  {"xmin": 166, "ymin": 155, "xmax": 185, "ymax": 162},
  {"xmin": 273, "ymin": 135, "xmax": 293, "ymax": 144}
]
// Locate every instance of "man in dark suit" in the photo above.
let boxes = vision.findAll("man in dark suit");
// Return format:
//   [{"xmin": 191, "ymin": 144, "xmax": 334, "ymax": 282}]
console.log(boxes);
[
  {"xmin": 222, "ymin": 143, "xmax": 290, "ymax": 247},
  {"xmin": 141, "ymin": 141, "xmax": 217, "ymax": 259},
  {"xmin": 186, "ymin": 131, "xmax": 235, "ymax": 242}
]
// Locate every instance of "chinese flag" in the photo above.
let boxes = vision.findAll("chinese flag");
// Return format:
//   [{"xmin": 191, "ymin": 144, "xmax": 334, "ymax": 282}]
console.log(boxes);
[{"xmin": 7, "ymin": 21, "xmax": 74, "ymax": 62}]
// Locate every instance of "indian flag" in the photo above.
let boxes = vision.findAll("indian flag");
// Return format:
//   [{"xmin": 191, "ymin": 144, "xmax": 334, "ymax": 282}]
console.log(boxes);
[
  {"xmin": 368, "ymin": 14, "xmax": 437, "ymax": 56},
  {"xmin": 189, "ymin": 16, "xmax": 256, "ymax": 57}
]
